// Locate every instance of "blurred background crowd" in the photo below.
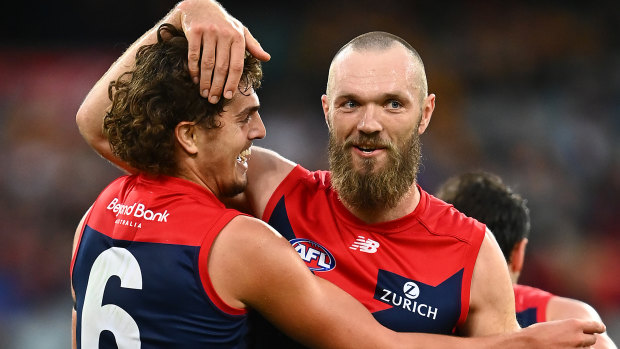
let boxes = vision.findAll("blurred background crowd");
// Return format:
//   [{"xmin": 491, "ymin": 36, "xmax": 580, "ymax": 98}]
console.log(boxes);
[{"xmin": 0, "ymin": 0, "xmax": 618, "ymax": 347}]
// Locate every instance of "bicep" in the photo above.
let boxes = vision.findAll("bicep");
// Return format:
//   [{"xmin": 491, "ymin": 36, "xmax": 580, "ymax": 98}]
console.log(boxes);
[
  {"xmin": 245, "ymin": 147, "xmax": 295, "ymax": 217},
  {"xmin": 461, "ymin": 230, "xmax": 520, "ymax": 336},
  {"xmin": 208, "ymin": 217, "xmax": 401, "ymax": 348}
]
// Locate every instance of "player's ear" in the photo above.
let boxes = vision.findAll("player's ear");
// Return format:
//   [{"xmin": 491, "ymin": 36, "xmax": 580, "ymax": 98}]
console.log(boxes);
[
  {"xmin": 509, "ymin": 238, "xmax": 528, "ymax": 274},
  {"xmin": 175, "ymin": 121, "xmax": 199, "ymax": 155},
  {"xmin": 418, "ymin": 93, "xmax": 435, "ymax": 134},
  {"xmin": 321, "ymin": 94, "xmax": 331, "ymax": 129}
]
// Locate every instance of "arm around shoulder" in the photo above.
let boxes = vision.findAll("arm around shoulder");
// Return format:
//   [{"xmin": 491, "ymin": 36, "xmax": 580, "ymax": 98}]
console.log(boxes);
[
  {"xmin": 75, "ymin": 6, "xmax": 184, "ymax": 173},
  {"xmin": 245, "ymin": 146, "xmax": 296, "ymax": 217},
  {"xmin": 547, "ymin": 296, "xmax": 617, "ymax": 349},
  {"xmin": 208, "ymin": 216, "xmax": 520, "ymax": 349}
]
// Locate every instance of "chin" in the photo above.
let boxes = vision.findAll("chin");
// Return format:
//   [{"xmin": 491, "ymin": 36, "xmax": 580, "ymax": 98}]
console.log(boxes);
[{"xmin": 221, "ymin": 180, "xmax": 247, "ymax": 198}]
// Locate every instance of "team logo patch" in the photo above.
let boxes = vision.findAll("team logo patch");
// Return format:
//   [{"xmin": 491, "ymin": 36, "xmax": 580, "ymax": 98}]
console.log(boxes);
[{"xmin": 290, "ymin": 238, "xmax": 336, "ymax": 272}]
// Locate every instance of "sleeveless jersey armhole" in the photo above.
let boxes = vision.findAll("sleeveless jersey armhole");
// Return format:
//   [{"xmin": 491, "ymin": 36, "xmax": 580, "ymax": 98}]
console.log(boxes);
[
  {"xmin": 197, "ymin": 210, "xmax": 249, "ymax": 316},
  {"xmin": 455, "ymin": 225, "xmax": 486, "ymax": 329},
  {"xmin": 69, "ymin": 177, "xmax": 127, "ymax": 279},
  {"xmin": 262, "ymin": 165, "xmax": 307, "ymax": 222}
]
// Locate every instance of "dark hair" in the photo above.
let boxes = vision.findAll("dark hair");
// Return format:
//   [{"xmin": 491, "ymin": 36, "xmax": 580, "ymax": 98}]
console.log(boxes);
[
  {"xmin": 103, "ymin": 23, "xmax": 263, "ymax": 175},
  {"xmin": 435, "ymin": 171, "xmax": 531, "ymax": 262}
]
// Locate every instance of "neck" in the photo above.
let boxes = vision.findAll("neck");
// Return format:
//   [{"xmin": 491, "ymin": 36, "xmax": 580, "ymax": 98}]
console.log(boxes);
[
  {"xmin": 340, "ymin": 184, "xmax": 421, "ymax": 224},
  {"xmin": 175, "ymin": 163, "xmax": 218, "ymax": 198}
]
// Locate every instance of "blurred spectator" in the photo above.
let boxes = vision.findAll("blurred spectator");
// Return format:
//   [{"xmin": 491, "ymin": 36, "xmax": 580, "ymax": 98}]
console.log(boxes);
[{"xmin": 0, "ymin": 0, "xmax": 618, "ymax": 347}]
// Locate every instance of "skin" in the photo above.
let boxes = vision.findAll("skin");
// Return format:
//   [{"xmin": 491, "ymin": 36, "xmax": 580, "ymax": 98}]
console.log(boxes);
[
  {"xmin": 174, "ymin": 89, "xmax": 264, "ymax": 198},
  {"xmin": 73, "ymin": 0, "xmax": 606, "ymax": 347},
  {"xmin": 75, "ymin": 0, "xmax": 269, "ymax": 174},
  {"xmin": 321, "ymin": 46, "xmax": 432, "ymax": 223},
  {"xmin": 509, "ymin": 240, "xmax": 617, "ymax": 348},
  {"xmin": 177, "ymin": 0, "xmax": 271, "ymax": 102},
  {"xmin": 73, "ymin": 82, "xmax": 436, "ymax": 349},
  {"xmin": 321, "ymin": 45, "xmax": 517, "ymax": 337}
]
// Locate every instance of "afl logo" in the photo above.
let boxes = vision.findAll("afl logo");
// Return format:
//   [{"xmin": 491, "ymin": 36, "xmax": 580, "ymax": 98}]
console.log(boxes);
[
  {"xmin": 403, "ymin": 281, "xmax": 420, "ymax": 299},
  {"xmin": 290, "ymin": 238, "xmax": 336, "ymax": 272}
]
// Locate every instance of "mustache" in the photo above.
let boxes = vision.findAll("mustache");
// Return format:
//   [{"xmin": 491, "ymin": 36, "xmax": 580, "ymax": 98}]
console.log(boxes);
[{"xmin": 342, "ymin": 134, "xmax": 396, "ymax": 150}]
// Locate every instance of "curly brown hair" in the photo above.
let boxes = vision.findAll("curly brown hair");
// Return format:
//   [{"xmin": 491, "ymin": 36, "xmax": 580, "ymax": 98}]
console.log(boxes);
[{"xmin": 103, "ymin": 23, "xmax": 263, "ymax": 175}]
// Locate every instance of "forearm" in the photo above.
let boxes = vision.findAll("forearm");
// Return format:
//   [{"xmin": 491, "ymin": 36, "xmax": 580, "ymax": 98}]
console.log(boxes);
[{"xmin": 75, "ymin": 6, "xmax": 184, "ymax": 173}]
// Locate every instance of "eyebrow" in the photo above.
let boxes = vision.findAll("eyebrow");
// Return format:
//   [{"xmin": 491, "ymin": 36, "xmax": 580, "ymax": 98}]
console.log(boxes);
[
  {"xmin": 334, "ymin": 92, "xmax": 409, "ymax": 102},
  {"xmin": 234, "ymin": 105, "xmax": 260, "ymax": 119}
]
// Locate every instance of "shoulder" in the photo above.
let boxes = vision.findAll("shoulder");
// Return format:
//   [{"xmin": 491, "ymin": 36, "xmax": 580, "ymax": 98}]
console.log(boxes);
[
  {"xmin": 245, "ymin": 147, "xmax": 297, "ymax": 217},
  {"xmin": 547, "ymin": 296, "xmax": 604, "ymax": 322},
  {"xmin": 217, "ymin": 215, "xmax": 287, "ymax": 250},
  {"xmin": 420, "ymin": 190, "xmax": 486, "ymax": 244}
]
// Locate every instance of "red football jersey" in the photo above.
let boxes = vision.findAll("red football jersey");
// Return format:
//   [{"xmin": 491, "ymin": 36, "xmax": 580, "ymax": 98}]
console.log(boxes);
[
  {"xmin": 514, "ymin": 284, "xmax": 554, "ymax": 327},
  {"xmin": 261, "ymin": 165, "xmax": 486, "ymax": 334},
  {"xmin": 71, "ymin": 174, "xmax": 248, "ymax": 348}
]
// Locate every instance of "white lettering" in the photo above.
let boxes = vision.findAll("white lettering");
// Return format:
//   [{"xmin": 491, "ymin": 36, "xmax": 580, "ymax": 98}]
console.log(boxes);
[
  {"xmin": 317, "ymin": 252, "xmax": 331, "ymax": 269},
  {"xmin": 134, "ymin": 204, "xmax": 145, "ymax": 218},
  {"xmin": 107, "ymin": 198, "xmax": 118, "ymax": 210},
  {"xmin": 427, "ymin": 306, "xmax": 438, "ymax": 320},
  {"xmin": 403, "ymin": 298, "xmax": 412, "ymax": 311},
  {"xmin": 125, "ymin": 203, "xmax": 135, "ymax": 215},
  {"xmin": 380, "ymin": 289, "xmax": 392, "ymax": 302},
  {"xmin": 378, "ymin": 288, "xmax": 438, "ymax": 320},
  {"xmin": 114, "ymin": 219, "xmax": 142, "ymax": 228},
  {"xmin": 306, "ymin": 248, "xmax": 320, "ymax": 262},
  {"xmin": 418, "ymin": 304, "xmax": 428, "ymax": 317},
  {"xmin": 295, "ymin": 244, "xmax": 307, "ymax": 260},
  {"xmin": 391, "ymin": 293, "xmax": 402, "ymax": 306}
]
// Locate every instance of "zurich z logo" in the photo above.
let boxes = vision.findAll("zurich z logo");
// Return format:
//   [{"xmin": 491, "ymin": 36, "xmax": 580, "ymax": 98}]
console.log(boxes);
[
  {"xmin": 290, "ymin": 238, "xmax": 336, "ymax": 272},
  {"xmin": 372, "ymin": 269, "xmax": 463, "ymax": 334}
]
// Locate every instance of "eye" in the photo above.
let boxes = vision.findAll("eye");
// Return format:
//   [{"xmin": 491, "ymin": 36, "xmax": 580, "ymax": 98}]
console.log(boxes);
[
  {"xmin": 240, "ymin": 114, "xmax": 252, "ymax": 124},
  {"xmin": 386, "ymin": 100, "xmax": 402, "ymax": 109},
  {"xmin": 342, "ymin": 100, "xmax": 358, "ymax": 109}
]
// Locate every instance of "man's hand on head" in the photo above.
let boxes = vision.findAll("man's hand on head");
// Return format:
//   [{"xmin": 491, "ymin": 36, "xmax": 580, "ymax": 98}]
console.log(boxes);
[{"xmin": 176, "ymin": 0, "xmax": 270, "ymax": 104}]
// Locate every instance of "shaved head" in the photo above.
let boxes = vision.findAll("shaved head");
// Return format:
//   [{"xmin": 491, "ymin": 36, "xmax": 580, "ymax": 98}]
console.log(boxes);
[{"xmin": 326, "ymin": 31, "xmax": 428, "ymax": 101}]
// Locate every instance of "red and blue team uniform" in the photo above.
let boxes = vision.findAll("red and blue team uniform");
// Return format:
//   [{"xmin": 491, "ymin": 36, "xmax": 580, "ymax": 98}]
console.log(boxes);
[
  {"xmin": 71, "ymin": 174, "xmax": 248, "ymax": 348},
  {"xmin": 247, "ymin": 165, "xmax": 486, "ymax": 347},
  {"xmin": 514, "ymin": 284, "xmax": 554, "ymax": 327}
]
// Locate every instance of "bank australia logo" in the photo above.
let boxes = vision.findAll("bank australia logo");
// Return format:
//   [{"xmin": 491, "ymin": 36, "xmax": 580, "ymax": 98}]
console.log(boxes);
[
  {"xmin": 290, "ymin": 238, "xmax": 336, "ymax": 272},
  {"xmin": 107, "ymin": 198, "xmax": 170, "ymax": 222},
  {"xmin": 349, "ymin": 235, "xmax": 380, "ymax": 253}
]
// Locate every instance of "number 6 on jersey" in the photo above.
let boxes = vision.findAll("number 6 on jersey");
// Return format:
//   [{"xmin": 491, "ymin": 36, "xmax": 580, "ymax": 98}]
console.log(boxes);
[{"xmin": 81, "ymin": 247, "xmax": 142, "ymax": 348}]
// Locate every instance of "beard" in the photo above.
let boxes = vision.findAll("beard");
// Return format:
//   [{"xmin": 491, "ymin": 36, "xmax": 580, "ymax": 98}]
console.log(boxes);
[
  {"xmin": 219, "ymin": 176, "xmax": 248, "ymax": 199},
  {"xmin": 328, "ymin": 124, "xmax": 422, "ymax": 211}
]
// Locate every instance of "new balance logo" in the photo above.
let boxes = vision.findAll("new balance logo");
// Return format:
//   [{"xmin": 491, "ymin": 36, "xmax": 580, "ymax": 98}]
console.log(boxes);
[{"xmin": 349, "ymin": 236, "xmax": 380, "ymax": 253}]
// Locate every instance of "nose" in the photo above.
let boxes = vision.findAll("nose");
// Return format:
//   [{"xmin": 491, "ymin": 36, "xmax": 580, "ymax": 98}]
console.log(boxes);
[
  {"xmin": 249, "ymin": 112, "xmax": 266, "ymax": 140},
  {"xmin": 357, "ymin": 105, "xmax": 382, "ymax": 134}
]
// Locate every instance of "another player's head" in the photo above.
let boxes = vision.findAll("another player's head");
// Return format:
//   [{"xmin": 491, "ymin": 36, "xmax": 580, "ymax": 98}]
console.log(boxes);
[
  {"xmin": 103, "ymin": 23, "xmax": 265, "ymax": 198},
  {"xmin": 322, "ymin": 31, "xmax": 435, "ymax": 212},
  {"xmin": 436, "ymin": 171, "xmax": 531, "ymax": 283}
]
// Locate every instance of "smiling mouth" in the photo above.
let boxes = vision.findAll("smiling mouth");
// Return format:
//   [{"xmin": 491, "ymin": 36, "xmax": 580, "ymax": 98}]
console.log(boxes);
[
  {"xmin": 354, "ymin": 145, "xmax": 385, "ymax": 154},
  {"xmin": 236, "ymin": 147, "xmax": 251, "ymax": 164}
]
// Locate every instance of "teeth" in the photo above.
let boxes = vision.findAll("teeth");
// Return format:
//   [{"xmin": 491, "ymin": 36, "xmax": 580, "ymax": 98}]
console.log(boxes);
[{"xmin": 237, "ymin": 147, "xmax": 252, "ymax": 163}]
